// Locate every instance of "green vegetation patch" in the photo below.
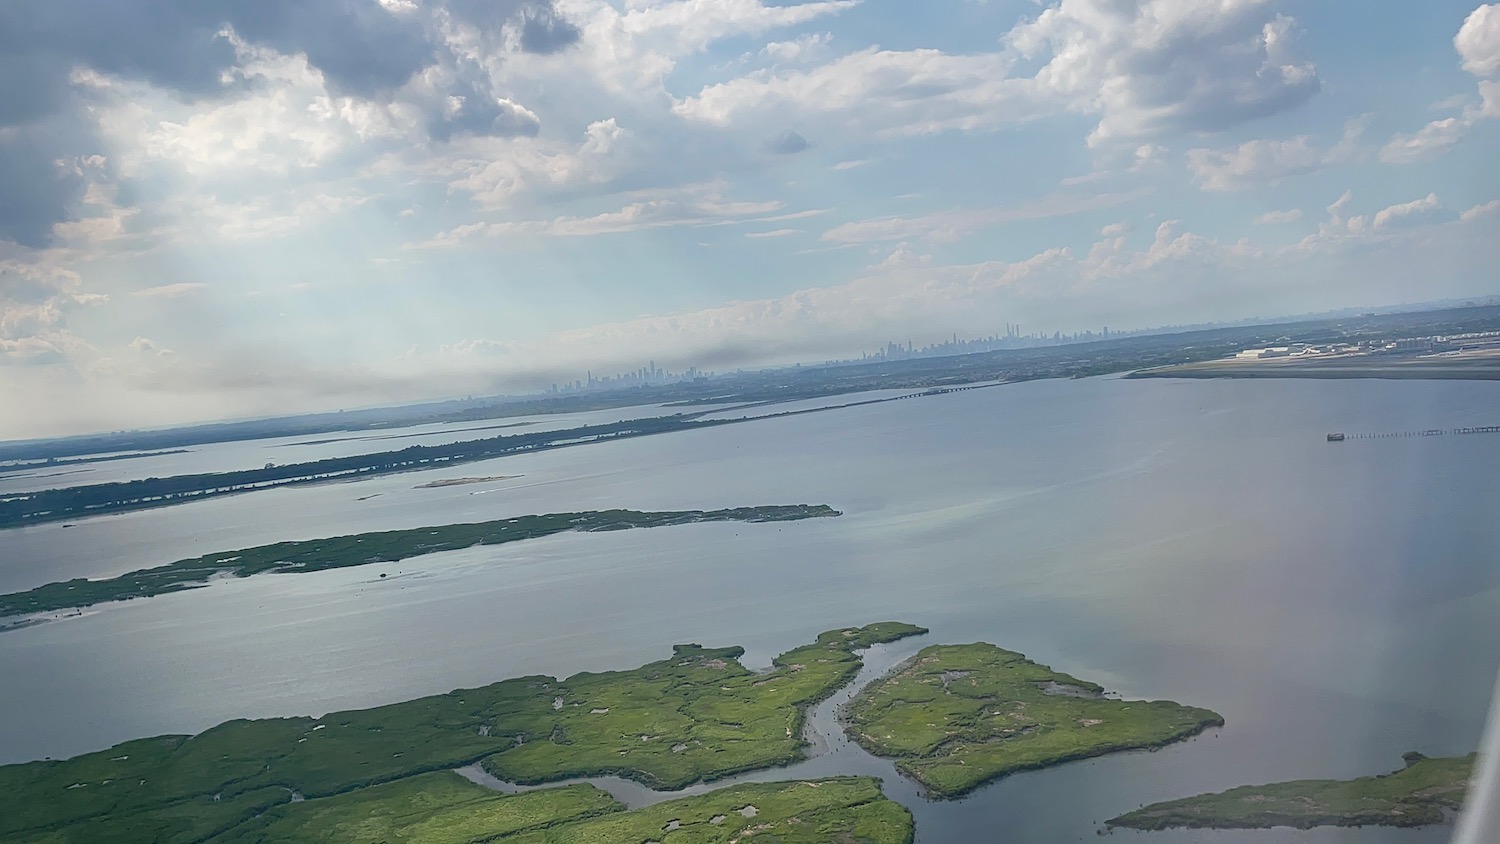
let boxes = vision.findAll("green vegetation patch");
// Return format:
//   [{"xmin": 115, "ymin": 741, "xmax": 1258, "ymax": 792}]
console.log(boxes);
[
  {"xmin": 209, "ymin": 774, "xmax": 907, "ymax": 844},
  {"xmin": 1107, "ymin": 752, "xmax": 1477, "ymax": 831},
  {"xmin": 481, "ymin": 622, "xmax": 927, "ymax": 789},
  {"xmin": 0, "ymin": 506, "xmax": 840, "ymax": 620},
  {"xmin": 0, "ymin": 623, "xmax": 925, "ymax": 842},
  {"xmin": 210, "ymin": 775, "xmax": 619, "ymax": 843},
  {"xmin": 845, "ymin": 643, "xmax": 1224, "ymax": 799},
  {"xmin": 503, "ymin": 777, "xmax": 911, "ymax": 844},
  {"xmin": 7, "ymin": 785, "xmax": 290, "ymax": 844}
]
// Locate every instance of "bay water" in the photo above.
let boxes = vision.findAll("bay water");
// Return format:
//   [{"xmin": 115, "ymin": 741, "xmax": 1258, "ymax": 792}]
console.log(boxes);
[{"xmin": 1, "ymin": 375, "xmax": 1497, "ymax": 842}]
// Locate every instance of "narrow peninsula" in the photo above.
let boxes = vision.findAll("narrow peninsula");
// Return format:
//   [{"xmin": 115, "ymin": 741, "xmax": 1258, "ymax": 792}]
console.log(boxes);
[
  {"xmin": 1107, "ymin": 752, "xmax": 1476, "ymax": 831},
  {"xmin": 844, "ymin": 643, "xmax": 1224, "ymax": 799},
  {"xmin": 0, "ymin": 623, "xmax": 926, "ymax": 844},
  {"xmin": 0, "ymin": 506, "xmax": 840, "ymax": 623}
]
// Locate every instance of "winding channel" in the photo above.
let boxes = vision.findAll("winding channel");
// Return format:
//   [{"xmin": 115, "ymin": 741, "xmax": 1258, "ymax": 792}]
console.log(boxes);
[{"xmin": 455, "ymin": 635, "xmax": 932, "ymax": 809}]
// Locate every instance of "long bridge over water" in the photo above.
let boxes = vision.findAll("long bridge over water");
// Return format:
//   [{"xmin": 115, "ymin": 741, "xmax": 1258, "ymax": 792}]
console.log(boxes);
[{"xmin": 1329, "ymin": 425, "xmax": 1500, "ymax": 441}]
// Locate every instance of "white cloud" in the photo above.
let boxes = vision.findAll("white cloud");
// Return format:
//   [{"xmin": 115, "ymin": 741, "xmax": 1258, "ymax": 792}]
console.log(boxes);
[
  {"xmin": 762, "ymin": 32, "xmax": 834, "ymax": 64},
  {"xmin": 1462, "ymin": 199, "xmax": 1500, "ymax": 221},
  {"xmin": 677, "ymin": 0, "xmax": 1318, "ymax": 145},
  {"xmin": 132, "ymin": 283, "xmax": 208, "ymax": 299},
  {"xmin": 1187, "ymin": 116, "xmax": 1367, "ymax": 190},
  {"xmin": 1254, "ymin": 209, "xmax": 1303, "ymax": 225},
  {"xmin": 531, "ymin": 208, "xmax": 1500, "ymax": 371},
  {"xmin": 1188, "ymin": 136, "xmax": 1322, "ymax": 191},
  {"xmin": 1380, "ymin": 117, "xmax": 1467, "ymax": 164},
  {"xmin": 1128, "ymin": 144, "xmax": 1168, "ymax": 172},
  {"xmin": 745, "ymin": 229, "xmax": 800, "ymax": 238},
  {"xmin": 1008, "ymin": 0, "xmax": 1320, "ymax": 146},
  {"xmin": 407, "ymin": 118, "xmax": 634, "ymax": 211},
  {"xmin": 1378, "ymin": 7, "xmax": 1500, "ymax": 164},
  {"xmin": 1372, "ymin": 193, "xmax": 1448, "ymax": 231},
  {"xmin": 617, "ymin": 0, "xmax": 858, "ymax": 55},
  {"xmin": 122, "ymin": 32, "xmax": 396, "ymax": 178},
  {"xmin": 1456, "ymin": 4, "xmax": 1500, "ymax": 78},
  {"xmin": 410, "ymin": 188, "xmax": 790, "ymax": 245},
  {"xmin": 820, "ymin": 190, "xmax": 1149, "ymax": 244},
  {"xmin": 0, "ymin": 260, "xmax": 105, "ymax": 365},
  {"xmin": 128, "ymin": 336, "xmax": 175, "ymax": 356},
  {"xmin": 52, "ymin": 209, "xmax": 138, "ymax": 245},
  {"xmin": 675, "ymin": 47, "xmax": 1033, "ymax": 136},
  {"xmin": 497, "ymin": 197, "xmax": 782, "ymax": 236},
  {"xmin": 874, "ymin": 242, "xmax": 933, "ymax": 270},
  {"xmin": 560, "ymin": 0, "xmax": 861, "ymax": 95},
  {"xmin": 1481, "ymin": 80, "xmax": 1500, "ymax": 116}
]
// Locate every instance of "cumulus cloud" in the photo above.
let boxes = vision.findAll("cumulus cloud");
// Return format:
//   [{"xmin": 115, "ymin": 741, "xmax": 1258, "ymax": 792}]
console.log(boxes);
[
  {"xmin": 1462, "ymin": 199, "xmax": 1500, "ymax": 221},
  {"xmin": 1371, "ymin": 193, "xmax": 1454, "ymax": 230},
  {"xmin": 1188, "ymin": 136, "xmax": 1323, "ymax": 191},
  {"xmin": 678, "ymin": 0, "xmax": 1319, "ymax": 145},
  {"xmin": 1187, "ymin": 116, "xmax": 1367, "ymax": 190},
  {"xmin": 762, "ymin": 32, "xmax": 834, "ymax": 64},
  {"xmin": 1456, "ymin": 4, "xmax": 1500, "ymax": 77},
  {"xmin": 1379, "ymin": 6, "xmax": 1500, "ymax": 164},
  {"xmin": 1008, "ymin": 0, "xmax": 1320, "ymax": 145},
  {"xmin": 0, "ymin": 0, "xmax": 587, "ymax": 247},
  {"xmin": 0, "ymin": 260, "xmax": 105, "ymax": 364},
  {"xmin": 1380, "ymin": 117, "xmax": 1467, "ymax": 164},
  {"xmin": 675, "ymin": 48, "xmax": 1026, "ymax": 136},
  {"xmin": 408, "ymin": 117, "xmax": 634, "ymax": 211}
]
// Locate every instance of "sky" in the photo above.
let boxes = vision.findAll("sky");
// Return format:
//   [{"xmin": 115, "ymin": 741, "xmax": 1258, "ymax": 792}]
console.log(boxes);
[{"xmin": 3, "ymin": 0, "xmax": 1500, "ymax": 438}]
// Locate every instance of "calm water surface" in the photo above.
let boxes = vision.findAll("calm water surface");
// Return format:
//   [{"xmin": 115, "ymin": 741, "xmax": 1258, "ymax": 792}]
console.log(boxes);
[{"xmin": 1, "ymin": 376, "xmax": 1497, "ymax": 843}]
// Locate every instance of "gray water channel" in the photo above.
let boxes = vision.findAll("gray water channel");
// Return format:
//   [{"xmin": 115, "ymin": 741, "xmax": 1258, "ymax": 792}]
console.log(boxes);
[{"xmin": 452, "ymin": 637, "xmax": 935, "ymax": 807}]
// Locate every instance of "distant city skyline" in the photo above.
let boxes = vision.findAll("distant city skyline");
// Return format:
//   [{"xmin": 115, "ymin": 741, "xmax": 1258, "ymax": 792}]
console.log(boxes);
[{"xmin": 530, "ymin": 293, "xmax": 1500, "ymax": 399}]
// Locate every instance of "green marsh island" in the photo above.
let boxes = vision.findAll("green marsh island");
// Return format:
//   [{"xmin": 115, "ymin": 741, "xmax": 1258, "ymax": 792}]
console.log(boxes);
[
  {"xmin": 1107, "ymin": 752, "xmax": 1476, "ymax": 831},
  {"xmin": 0, "ymin": 623, "xmax": 925, "ymax": 843},
  {"xmin": 844, "ymin": 643, "xmax": 1224, "ymax": 799},
  {"xmin": 209, "ymin": 774, "xmax": 911, "ymax": 844},
  {"xmin": 0, "ymin": 505, "xmax": 839, "ymax": 622}
]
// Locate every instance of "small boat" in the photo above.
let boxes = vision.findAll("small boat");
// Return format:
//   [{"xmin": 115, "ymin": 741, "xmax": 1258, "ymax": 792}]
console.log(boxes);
[{"xmin": 1327, "ymin": 433, "xmax": 1346, "ymax": 442}]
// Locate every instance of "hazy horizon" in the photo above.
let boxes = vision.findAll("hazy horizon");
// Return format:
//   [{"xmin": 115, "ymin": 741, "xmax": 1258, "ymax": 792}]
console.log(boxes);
[{"xmin": 6, "ymin": 292, "xmax": 1499, "ymax": 445}]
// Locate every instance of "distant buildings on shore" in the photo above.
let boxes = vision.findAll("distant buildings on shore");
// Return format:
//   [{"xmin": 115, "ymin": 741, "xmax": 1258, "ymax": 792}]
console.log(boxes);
[
  {"xmin": 1231, "ymin": 331, "xmax": 1500, "ymax": 362},
  {"xmin": 547, "ymin": 361, "xmax": 714, "ymax": 395}
]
